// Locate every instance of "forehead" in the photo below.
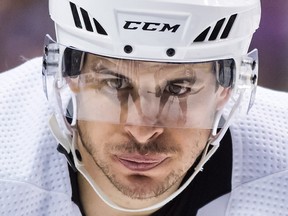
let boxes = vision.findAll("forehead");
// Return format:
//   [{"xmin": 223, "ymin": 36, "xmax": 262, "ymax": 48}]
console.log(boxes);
[{"xmin": 84, "ymin": 53, "xmax": 214, "ymax": 75}]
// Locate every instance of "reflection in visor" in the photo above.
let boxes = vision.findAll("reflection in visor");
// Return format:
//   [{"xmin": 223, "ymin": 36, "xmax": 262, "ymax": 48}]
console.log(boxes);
[{"xmin": 64, "ymin": 52, "xmax": 233, "ymax": 129}]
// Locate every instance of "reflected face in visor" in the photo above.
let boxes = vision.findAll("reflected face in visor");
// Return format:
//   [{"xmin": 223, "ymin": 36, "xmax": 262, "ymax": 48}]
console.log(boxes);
[{"xmin": 68, "ymin": 53, "xmax": 230, "ymax": 203}]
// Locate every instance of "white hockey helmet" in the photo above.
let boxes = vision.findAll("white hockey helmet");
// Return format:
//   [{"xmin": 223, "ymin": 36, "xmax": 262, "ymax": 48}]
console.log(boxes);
[
  {"xmin": 49, "ymin": 0, "xmax": 260, "ymax": 62},
  {"xmin": 43, "ymin": 0, "xmax": 261, "ymax": 213}
]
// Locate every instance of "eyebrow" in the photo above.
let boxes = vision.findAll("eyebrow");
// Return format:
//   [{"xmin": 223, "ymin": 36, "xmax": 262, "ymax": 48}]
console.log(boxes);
[
  {"xmin": 167, "ymin": 76, "xmax": 197, "ymax": 84},
  {"xmin": 89, "ymin": 60, "xmax": 202, "ymax": 85},
  {"xmin": 91, "ymin": 65, "xmax": 130, "ymax": 80}
]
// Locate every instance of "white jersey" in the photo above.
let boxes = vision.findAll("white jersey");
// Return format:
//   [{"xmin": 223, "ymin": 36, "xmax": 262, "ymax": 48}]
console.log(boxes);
[{"xmin": 0, "ymin": 58, "xmax": 287, "ymax": 216}]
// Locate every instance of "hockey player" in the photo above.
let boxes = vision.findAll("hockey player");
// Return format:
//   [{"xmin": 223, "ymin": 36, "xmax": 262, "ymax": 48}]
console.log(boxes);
[{"xmin": 0, "ymin": 0, "xmax": 288, "ymax": 215}]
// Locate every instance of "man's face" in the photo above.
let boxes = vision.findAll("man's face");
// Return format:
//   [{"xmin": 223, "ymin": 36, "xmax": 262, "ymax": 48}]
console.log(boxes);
[{"xmin": 69, "ymin": 54, "xmax": 229, "ymax": 200}]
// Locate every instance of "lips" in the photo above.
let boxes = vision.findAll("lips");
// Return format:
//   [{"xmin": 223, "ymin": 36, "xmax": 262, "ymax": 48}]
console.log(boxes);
[{"xmin": 116, "ymin": 154, "xmax": 168, "ymax": 172}]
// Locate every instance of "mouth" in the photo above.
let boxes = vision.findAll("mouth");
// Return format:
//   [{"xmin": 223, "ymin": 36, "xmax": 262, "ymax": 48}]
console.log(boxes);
[{"xmin": 116, "ymin": 154, "xmax": 168, "ymax": 172}]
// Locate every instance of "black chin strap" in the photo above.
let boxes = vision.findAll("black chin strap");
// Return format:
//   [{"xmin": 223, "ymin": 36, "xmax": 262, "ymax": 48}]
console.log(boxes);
[
  {"xmin": 68, "ymin": 159, "xmax": 86, "ymax": 216},
  {"xmin": 57, "ymin": 144, "xmax": 78, "ymax": 172}
]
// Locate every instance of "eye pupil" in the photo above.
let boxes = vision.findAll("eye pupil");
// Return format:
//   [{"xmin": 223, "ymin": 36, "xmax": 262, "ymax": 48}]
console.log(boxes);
[
  {"xmin": 169, "ymin": 84, "xmax": 182, "ymax": 95},
  {"xmin": 111, "ymin": 79, "xmax": 123, "ymax": 89}
]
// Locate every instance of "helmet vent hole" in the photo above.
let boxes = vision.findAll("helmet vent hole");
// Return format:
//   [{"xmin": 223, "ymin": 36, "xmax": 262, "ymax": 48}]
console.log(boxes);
[
  {"xmin": 209, "ymin": 18, "xmax": 226, "ymax": 41},
  {"xmin": 221, "ymin": 14, "xmax": 237, "ymax": 39},
  {"xmin": 194, "ymin": 27, "xmax": 211, "ymax": 42},
  {"xmin": 93, "ymin": 19, "xmax": 108, "ymax": 35},
  {"xmin": 80, "ymin": 8, "xmax": 93, "ymax": 32},
  {"xmin": 70, "ymin": 2, "xmax": 82, "ymax": 29}
]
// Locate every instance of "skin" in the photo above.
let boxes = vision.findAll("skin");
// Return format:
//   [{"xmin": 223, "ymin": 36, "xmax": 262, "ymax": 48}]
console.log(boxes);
[{"xmin": 67, "ymin": 54, "xmax": 230, "ymax": 216}]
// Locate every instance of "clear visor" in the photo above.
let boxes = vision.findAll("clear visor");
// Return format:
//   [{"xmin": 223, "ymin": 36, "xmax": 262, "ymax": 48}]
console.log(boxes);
[
  {"xmin": 43, "ymin": 37, "xmax": 236, "ymax": 129},
  {"xmin": 63, "ymin": 51, "xmax": 234, "ymax": 129}
]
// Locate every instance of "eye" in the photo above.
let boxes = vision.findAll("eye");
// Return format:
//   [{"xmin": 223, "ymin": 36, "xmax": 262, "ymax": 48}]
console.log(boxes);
[
  {"xmin": 106, "ymin": 78, "xmax": 131, "ymax": 90},
  {"xmin": 165, "ymin": 83, "xmax": 190, "ymax": 96},
  {"xmin": 164, "ymin": 81, "xmax": 192, "ymax": 97}
]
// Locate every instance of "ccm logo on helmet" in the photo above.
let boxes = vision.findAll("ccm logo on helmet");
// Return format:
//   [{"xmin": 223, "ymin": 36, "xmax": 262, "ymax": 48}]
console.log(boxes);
[{"xmin": 124, "ymin": 21, "xmax": 180, "ymax": 33}]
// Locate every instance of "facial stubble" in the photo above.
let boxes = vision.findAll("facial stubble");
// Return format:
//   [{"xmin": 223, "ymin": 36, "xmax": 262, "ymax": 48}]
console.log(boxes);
[{"xmin": 77, "ymin": 122, "xmax": 204, "ymax": 200}]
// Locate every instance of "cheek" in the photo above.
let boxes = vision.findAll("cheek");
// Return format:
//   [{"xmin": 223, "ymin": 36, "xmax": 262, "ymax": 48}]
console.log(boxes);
[
  {"xmin": 170, "ymin": 129, "xmax": 210, "ymax": 169},
  {"xmin": 77, "ymin": 121, "xmax": 117, "ymax": 153},
  {"xmin": 78, "ymin": 121, "xmax": 102, "ymax": 141}
]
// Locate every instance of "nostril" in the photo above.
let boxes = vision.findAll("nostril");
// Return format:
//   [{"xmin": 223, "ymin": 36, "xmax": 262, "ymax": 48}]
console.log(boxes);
[
  {"xmin": 147, "ymin": 130, "xmax": 163, "ymax": 142},
  {"xmin": 124, "ymin": 125, "xmax": 164, "ymax": 144}
]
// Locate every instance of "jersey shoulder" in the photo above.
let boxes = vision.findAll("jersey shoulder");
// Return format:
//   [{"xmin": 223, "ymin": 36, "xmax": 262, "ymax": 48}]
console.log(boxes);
[
  {"xmin": 228, "ymin": 86, "xmax": 288, "ymax": 215},
  {"xmin": 198, "ymin": 87, "xmax": 288, "ymax": 216},
  {"xmin": 0, "ymin": 59, "xmax": 81, "ymax": 216}
]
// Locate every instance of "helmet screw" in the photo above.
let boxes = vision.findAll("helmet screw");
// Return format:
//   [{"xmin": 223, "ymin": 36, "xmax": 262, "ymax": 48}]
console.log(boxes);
[
  {"xmin": 124, "ymin": 45, "xmax": 133, "ymax": 54},
  {"xmin": 44, "ymin": 46, "xmax": 49, "ymax": 56},
  {"xmin": 252, "ymin": 60, "xmax": 257, "ymax": 70},
  {"xmin": 166, "ymin": 48, "xmax": 175, "ymax": 57},
  {"xmin": 75, "ymin": 149, "xmax": 82, "ymax": 161},
  {"xmin": 251, "ymin": 74, "xmax": 257, "ymax": 85},
  {"xmin": 42, "ymin": 59, "xmax": 47, "ymax": 70}
]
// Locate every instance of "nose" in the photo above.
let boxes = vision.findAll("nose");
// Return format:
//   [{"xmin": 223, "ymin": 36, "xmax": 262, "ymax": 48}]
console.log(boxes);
[{"xmin": 124, "ymin": 125, "xmax": 164, "ymax": 144}]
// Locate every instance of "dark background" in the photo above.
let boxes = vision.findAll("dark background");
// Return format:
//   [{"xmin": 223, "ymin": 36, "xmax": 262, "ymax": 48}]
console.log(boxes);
[{"xmin": 0, "ymin": 0, "xmax": 287, "ymax": 91}]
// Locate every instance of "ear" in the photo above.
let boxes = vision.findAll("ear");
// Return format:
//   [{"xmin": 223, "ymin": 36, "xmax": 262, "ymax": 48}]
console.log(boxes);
[{"xmin": 216, "ymin": 87, "xmax": 231, "ymax": 110}]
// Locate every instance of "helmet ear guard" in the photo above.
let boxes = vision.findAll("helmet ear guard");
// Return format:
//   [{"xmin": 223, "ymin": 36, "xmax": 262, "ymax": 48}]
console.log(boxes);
[
  {"xmin": 216, "ymin": 59, "xmax": 235, "ymax": 88},
  {"xmin": 62, "ymin": 48, "xmax": 84, "ymax": 77}
]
